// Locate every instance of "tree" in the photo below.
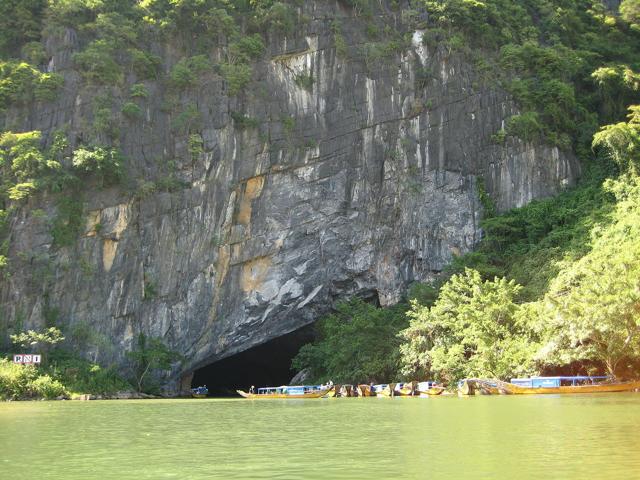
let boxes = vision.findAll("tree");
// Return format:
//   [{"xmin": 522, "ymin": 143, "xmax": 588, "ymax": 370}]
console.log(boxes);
[
  {"xmin": 292, "ymin": 298, "xmax": 408, "ymax": 384},
  {"xmin": 0, "ymin": 0, "xmax": 46, "ymax": 58},
  {"xmin": 540, "ymin": 177, "xmax": 640, "ymax": 377},
  {"xmin": 126, "ymin": 334, "xmax": 180, "ymax": 393},
  {"xmin": 621, "ymin": 0, "xmax": 640, "ymax": 27},
  {"xmin": 71, "ymin": 146, "xmax": 123, "ymax": 186},
  {"xmin": 399, "ymin": 269, "xmax": 538, "ymax": 384},
  {"xmin": 10, "ymin": 327, "xmax": 65, "ymax": 364},
  {"xmin": 593, "ymin": 105, "xmax": 640, "ymax": 175}
]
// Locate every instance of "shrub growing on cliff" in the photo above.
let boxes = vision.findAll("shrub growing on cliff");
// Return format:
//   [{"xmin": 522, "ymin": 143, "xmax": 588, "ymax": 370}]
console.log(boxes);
[
  {"xmin": 169, "ymin": 55, "xmax": 211, "ymax": 89},
  {"xmin": 0, "ymin": 61, "xmax": 64, "ymax": 110},
  {"xmin": 0, "ymin": 0, "xmax": 46, "ymax": 58},
  {"xmin": 122, "ymin": 101, "xmax": 143, "ymax": 120},
  {"xmin": 72, "ymin": 146, "xmax": 124, "ymax": 186},
  {"xmin": 593, "ymin": 105, "xmax": 640, "ymax": 175},
  {"xmin": 220, "ymin": 63, "xmax": 252, "ymax": 96},
  {"xmin": 73, "ymin": 40, "xmax": 124, "ymax": 85}
]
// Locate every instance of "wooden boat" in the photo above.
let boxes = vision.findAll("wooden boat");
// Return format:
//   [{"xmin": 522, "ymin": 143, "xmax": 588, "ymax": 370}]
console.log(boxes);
[
  {"xmin": 324, "ymin": 384, "xmax": 339, "ymax": 397},
  {"xmin": 339, "ymin": 384, "xmax": 356, "ymax": 397},
  {"xmin": 395, "ymin": 381, "xmax": 417, "ymax": 396},
  {"xmin": 505, "ymin": 376, "xmax": 640, "ymax": 394},
  {"xmin": 459, "ymin": 376, "xmax": 640, "ymax": 395},
  {"xmin": 458, "ymin": 379, "xmax": 507, "ymax": 396},
  {"xmin": 373, "ymin": 383, "xmax": 397, "ymax": 397},
  {"xmin": 357, "ymin": 384, "xmax": 375, "ymax": 397},
  {"xmin": 191, "ymin": 386, "xmax": 208, "ymax": 398},
  {"xmin": 237, "ymin": 385, "xmax": 333, "ymax": 399},
  {"xmin": 416, "ymin": 381, "xmax": 445, "ymax": 396}
]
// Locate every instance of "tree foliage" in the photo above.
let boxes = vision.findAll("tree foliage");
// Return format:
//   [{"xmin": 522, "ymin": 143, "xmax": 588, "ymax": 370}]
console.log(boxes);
[
  {"xmin": 126, "ymin": 333, "xmax": 180, "ymax": 393},
  {"xmin": 0, "ymin": 0, "xmax": 46, "ymax": 58},
  {"xmin": 399, "ymin": 269, "xmax": 538, "ymax": 383},
  {"xmin": 593, "ymin": 105, "xmax": 640, "ymax": 175},
  {"xmin": 10, "ymin": 327, "xmax": 65, "ymax": 364},
  {"xmin": 292, "ymin": 298, "xmax": 408, "ymax": 384},
  {"xmin": 539, "ymin": 177, "xmax": 640, "ymax": 377}
]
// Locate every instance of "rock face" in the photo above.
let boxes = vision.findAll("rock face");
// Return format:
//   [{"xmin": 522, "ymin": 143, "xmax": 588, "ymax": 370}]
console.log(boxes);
[{"xmin": 0, "ymin": 2, "xmax": 579, "ymax": 391}]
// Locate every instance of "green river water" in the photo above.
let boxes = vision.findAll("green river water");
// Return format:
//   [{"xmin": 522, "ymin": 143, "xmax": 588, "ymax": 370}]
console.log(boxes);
[{"xmin": 1, "ymin": 394, "xmax": 640, "ymax": 479}]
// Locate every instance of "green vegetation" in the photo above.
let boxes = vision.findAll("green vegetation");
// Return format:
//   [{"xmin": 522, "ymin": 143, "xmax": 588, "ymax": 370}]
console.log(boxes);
[
  {"xmin": 293, "ymin": 298, "xmax": 408, "ymax": 383},
  {"xmin": 298, "ymin": 109, "xmax": 640, "ymax": 385},
  {"xmin": 10, "ymin": 326, "xmax": 64, "ymax": 363},
  {"xmin": 400, "ymin": 270, "xmax": 539, "ymax": 383},
  {"xmin": 50, "ymin": 194, "xmax": 84, "ymax": 248},
  {"xmin": 1, "ymin": 326, "xmax": 132, "ymax": 400},
  {"xmin": 294, "ymin": 70, "xmax": 314, "ymax": 91},
  {"xmin": 2, "ymin": 0, "xmax": 640, "ymax": 392},
  {"xmin": 416, "ymin": 0, "xmax": 640, "ymax": 151},
  {"xmin": 169, "ymin": 55, "xmax": 211, "ymax": 90},
  {"xmin": 0, "ymin": 61, "xmax": 63, "ymax": 110},
  {"xmin": 122, "ymin": 101, "xmax": 143, "ymax": 120},
  {"xmin": 1, "ymin": 324, "xmax": 181, "ymax": 399},
  {"xmin": 126, "ymin": 333, "xmax": 181, "ymax": 393},
  {"xmin": 0, "ymin": 351, "xmax": 133, "ymax": 400},
  {"xmin": 0, "ymin": 359, "xmax": 66, "ymax": 400},
  {"xmin": 230, "ymin": 111, "xmax": 260, "ymax": 130}
]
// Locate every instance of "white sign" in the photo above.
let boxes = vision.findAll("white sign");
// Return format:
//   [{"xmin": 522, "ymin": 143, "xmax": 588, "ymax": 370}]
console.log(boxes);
[{"xmin": 13, "ymin": 354, "xmax": 41, "ymax": 365}]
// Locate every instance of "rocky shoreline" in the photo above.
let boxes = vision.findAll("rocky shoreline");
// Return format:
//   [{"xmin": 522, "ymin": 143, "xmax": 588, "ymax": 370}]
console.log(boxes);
[{"xmin": 3, "ymin": 391, "xmax": 163, "ymax": 401}]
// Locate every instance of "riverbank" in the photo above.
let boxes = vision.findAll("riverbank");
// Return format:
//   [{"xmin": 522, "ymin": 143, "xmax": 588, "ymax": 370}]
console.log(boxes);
[
  {"xmin": 2, "ymin": 391, "xmax": 161, "ymax": 402},
  {"xmin": 0, "ymin": 354, "xmax": 136, "ymax": 401}
]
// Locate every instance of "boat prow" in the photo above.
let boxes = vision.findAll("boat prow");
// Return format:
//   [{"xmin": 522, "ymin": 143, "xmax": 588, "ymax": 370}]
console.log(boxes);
[{"xmin": 191, "ymin": 385, "xmax": 209, "ymax": 398}]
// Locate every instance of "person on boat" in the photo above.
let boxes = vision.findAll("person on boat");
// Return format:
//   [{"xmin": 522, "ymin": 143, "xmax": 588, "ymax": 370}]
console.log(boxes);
[{"xmin": 249, "ymin": 385, "xmax": 255, "ymax": 394}]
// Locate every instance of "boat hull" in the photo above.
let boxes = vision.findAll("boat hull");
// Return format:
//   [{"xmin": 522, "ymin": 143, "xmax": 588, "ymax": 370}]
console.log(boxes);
[
  {"xmin": 417, "ymin": 387, "xmax": 445, "ymax": 396},
  {"xmin": 459, "ymin": 378, "xmax": 640, "ymax": 395},
  {"xmin": 237, "ymin": 387, "xmax": 333, "ymax": 399},
  {"xmin": 191, "ymin": 393, "xmax": 207, "ymax": 398},
  {"xmin": 357, "ymin": 385, "xmax": 375, "ymax": 397},
  {"xmin": 505, "ymin": 380, "xmax": 640, "ymax": 395}
]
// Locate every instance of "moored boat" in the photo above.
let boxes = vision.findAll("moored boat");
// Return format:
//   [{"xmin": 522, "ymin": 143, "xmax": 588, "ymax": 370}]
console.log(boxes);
[
  {"xmin": 416, "ymin": 381, "xmax": 445, "ymax": 396},
  {"xmin": 397, "ymin": 381, "xmax": 417, "ymax": 396},
  {"xmin": 237, "ymin": 385, "xmax": 333, "ymax": 399},
  {"xmin": 339, "ymin": 384, "xmax": 357, "ymax": 397},
  {"xmin": 505, "ymin": 376, "xmax": 640, "ymax": 394},
  {"xmin": 191, "ymin": 386, "xmax": 208, "ymax": 398},
  {"xmin": 373, "ymin": 383, "xmax": 397, "ymax": 397},
  {"xmin": 457, "ymin": 379, "xmax": 509, "ymax": 396},
  {"xmin": 357, "ymin": 384, "xmax": 375, "ymax": 396},
  {"xmin": 324, "ymin": 384, "xmax": 340, "ymax": 397},
  {"xmin": 458, "ymin": 376, "xmax": 640, "ymax": 395}
]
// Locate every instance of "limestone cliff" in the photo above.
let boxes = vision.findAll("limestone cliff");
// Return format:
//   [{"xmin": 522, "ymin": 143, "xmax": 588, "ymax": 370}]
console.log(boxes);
[{"xmin": 0, "ymin": 1, "xmax": 579, "ymax": 390}]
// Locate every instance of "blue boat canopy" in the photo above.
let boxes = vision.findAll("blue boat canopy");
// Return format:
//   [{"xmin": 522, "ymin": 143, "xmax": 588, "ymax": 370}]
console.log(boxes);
[{"xmin": 510, "ymin": 376, "xmax": 610, "ymax": 388}]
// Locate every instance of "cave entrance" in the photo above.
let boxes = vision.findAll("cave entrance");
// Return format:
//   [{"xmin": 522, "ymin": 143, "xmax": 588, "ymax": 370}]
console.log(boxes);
[{"xmin": 191, "ymin": 324, "xmax": 315, "ymax": 396}]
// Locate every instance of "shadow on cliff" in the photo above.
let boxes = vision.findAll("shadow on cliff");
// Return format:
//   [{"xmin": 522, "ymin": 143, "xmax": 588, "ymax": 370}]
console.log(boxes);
[{"xmin": 191, "ymin": 325, "xmax": 315, "ymax": 396}]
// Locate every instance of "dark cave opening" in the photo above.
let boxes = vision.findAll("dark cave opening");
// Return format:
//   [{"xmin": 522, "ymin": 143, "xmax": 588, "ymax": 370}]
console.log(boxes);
[{"xmin": 191, "ymin": 324, "xmax": 316, "ymax": 396}]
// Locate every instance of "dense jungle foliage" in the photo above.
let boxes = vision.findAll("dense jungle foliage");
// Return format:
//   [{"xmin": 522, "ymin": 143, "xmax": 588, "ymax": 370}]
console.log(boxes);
[
  {"xmin": 293, "ymin": 0, "xmax": 640, "ymax": 385},
  {"xmin": 1, "ymin": 0, "xmax": 640, "ymax": 393}
]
